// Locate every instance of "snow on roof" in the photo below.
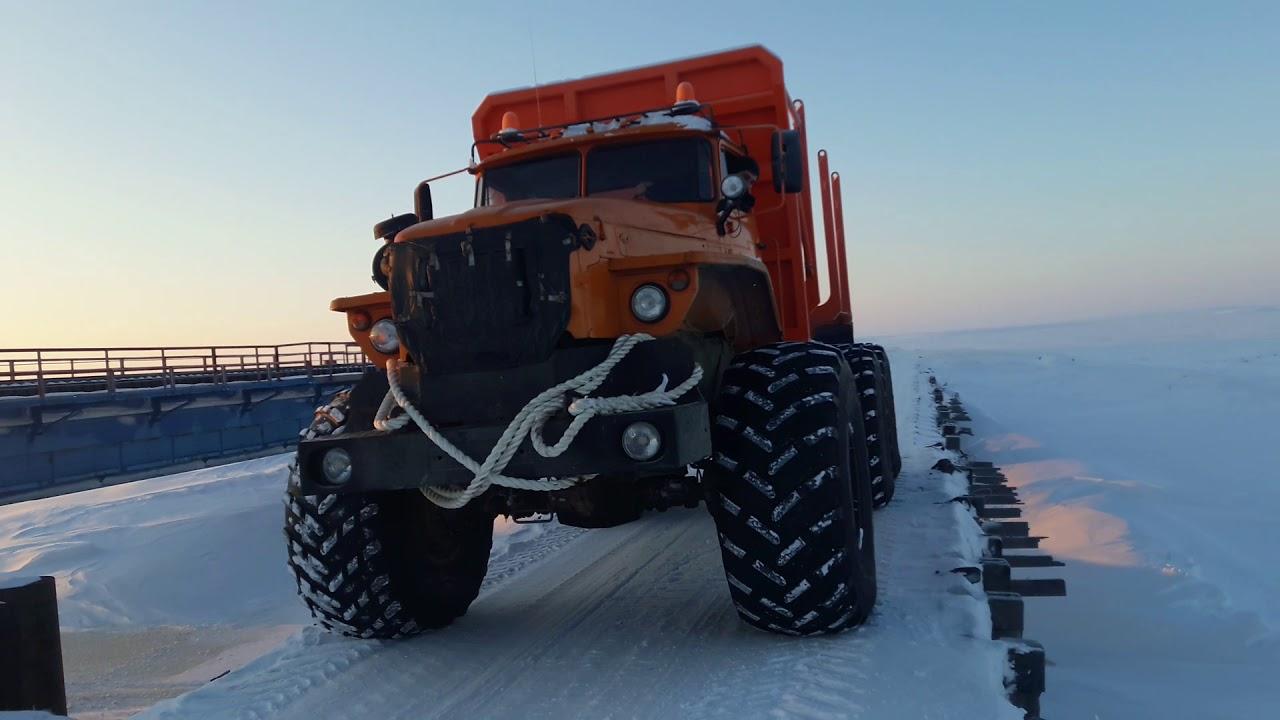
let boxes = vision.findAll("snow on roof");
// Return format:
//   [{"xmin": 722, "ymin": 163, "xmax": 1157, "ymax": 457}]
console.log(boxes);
[{"xmin": 561, "ymin": 111, "xmax": 712, "ymax": 138}]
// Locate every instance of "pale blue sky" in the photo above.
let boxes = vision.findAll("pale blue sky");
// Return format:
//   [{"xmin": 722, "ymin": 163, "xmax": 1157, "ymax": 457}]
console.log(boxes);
[{"xmin": 2, "ymin": 1, "xmax": 1277, "ymax": 346}]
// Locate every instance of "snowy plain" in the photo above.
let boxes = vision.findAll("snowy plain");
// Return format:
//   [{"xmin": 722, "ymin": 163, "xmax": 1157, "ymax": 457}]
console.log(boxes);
[
  {"xmin": 4, "ymin": 306, "xmax": 1275, "ymax": 718},
  {"xmin": 2, "ymin": 353, "xmax": 1020, "ymax": 719},
  {"xmin": 898, "ymin": 306, "xmax": 1280, "ymax": 718}
]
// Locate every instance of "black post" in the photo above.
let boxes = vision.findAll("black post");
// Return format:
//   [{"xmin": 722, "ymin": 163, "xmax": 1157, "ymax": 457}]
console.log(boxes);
[{"xmin": 0, "ymin": 576, "xmax": 68, "ymax": 716}]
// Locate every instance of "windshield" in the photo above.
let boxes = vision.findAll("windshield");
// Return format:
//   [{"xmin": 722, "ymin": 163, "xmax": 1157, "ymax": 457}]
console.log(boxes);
[
  {"xmin": 480, "ymin": 153, "xmax": 579, "ymax": 206},
  {"xmin": 587, "ymin": 138, "xmax": 714, "ymax": 203}
]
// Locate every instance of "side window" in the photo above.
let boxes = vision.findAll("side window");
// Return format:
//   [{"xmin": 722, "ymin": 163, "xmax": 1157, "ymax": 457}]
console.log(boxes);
[{"xmin": 722, "ymin": 149, "xmax": 757, "ymax": 179}]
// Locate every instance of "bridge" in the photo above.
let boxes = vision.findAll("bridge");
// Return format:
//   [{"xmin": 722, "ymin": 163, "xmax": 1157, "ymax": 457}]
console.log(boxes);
[{"xmin": 0, "ymin": 343, "xmax": 369, "ymax": 504}]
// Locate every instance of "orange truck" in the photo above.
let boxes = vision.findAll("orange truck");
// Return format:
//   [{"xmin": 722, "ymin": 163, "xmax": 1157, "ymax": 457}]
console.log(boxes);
[{"xmin": 286, "ymin": 46, "xmax": 900, "ymax": 639}]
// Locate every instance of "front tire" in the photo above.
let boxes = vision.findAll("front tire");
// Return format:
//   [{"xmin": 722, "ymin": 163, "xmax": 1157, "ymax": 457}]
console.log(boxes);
[
  {"xmin": 704, "ymin": 342, "xmax": 876, "ymax": 635},
  {"xmin": 285, "ymin": 390, "xmax": 493, "ymax": 639}
]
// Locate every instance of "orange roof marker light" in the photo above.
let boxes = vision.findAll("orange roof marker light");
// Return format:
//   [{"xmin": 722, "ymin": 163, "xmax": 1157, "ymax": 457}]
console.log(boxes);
[
  {"xmin": 671, "ymin": 81, "xmax": 700, "ymax": 115},
  {"xmin": 497, "ymin": 111, "xmax": 523, "ymax": 141}
]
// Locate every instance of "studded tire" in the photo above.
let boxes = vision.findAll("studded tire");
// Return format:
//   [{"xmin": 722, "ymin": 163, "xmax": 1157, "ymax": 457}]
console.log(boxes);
[
  {"xmin": 284, "ymin": 390, "xmax": 493, "ymax": 639},
  {"xmin": 837, "ymin": 344, "xmax": 895, "ymax": 507},
  {"xmin": 862, "ymin": 343, "xmax": 902, "ymax": 478},
  {"xmin": 705, "ymin": 341, "xmax": 876, "ymax": 635}
]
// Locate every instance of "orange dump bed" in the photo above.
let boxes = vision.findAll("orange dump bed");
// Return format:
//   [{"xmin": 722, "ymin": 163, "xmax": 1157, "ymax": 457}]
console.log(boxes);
[{"xmin": 473, "ymin": 46, "xmax": 790, "ymax": 158}]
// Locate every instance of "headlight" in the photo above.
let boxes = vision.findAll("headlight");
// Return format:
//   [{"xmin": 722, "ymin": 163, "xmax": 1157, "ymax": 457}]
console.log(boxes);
[
  {"xmin": 369, "ymin": 319, "xmax": 400, "ymax": 354},
  {"xmin": 630, "ymin": 284, "xmax": 668, "ymax": 323},
  {"xmin": 721, "ymin": 173, "xmax": 748, "ymax": 199}
]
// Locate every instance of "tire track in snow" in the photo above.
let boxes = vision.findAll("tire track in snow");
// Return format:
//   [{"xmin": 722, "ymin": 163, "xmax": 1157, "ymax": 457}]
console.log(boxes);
[
  {"xmin": 143, "ymin": 521, "xmax": 591, "ymax": 720},
  {"xmin": 482, "ymin": 523, "xmax": 588, "ymax": 593}
]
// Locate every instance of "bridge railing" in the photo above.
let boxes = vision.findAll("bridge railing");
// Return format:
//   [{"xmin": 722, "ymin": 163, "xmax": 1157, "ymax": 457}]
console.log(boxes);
[{"xmin": 0, "ymin": 341, "xmax": 369, "ymax": 398}]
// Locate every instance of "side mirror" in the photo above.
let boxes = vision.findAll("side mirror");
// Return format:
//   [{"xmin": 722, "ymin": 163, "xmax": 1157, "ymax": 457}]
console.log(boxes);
[
  {"xmin": 414, "ymin": 181, "xmax": 434, "ymax": 221},
  {"xmin": 771, "ymin": 130, "xmax": 804, "ymax": 194}
]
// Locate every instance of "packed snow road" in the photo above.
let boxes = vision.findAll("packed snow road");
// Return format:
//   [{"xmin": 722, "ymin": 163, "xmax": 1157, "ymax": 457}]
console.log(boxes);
[
  {"xmin": 3, "ymin": 353, "xmax": 1020, "ymax": 719},
  {"xmin": 140, "ymin": 353, "xmax": 1016, "ymax": 719}
]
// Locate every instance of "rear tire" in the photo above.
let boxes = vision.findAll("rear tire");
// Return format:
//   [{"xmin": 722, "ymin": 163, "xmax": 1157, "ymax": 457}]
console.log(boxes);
[
  {"xmin": 705, "ymin": 342, "xmax": 876, "ymax": 635},
  {"xmin": 285, "ymin": 390, "xmax": 493, "ymax": 639},
  {"xmin": 863, "ymin": 344, "xmax": 902, "ymax": 478},
  {"xmin": 837, "ymin": 344, "xmax": 895, "ymax": 507}
]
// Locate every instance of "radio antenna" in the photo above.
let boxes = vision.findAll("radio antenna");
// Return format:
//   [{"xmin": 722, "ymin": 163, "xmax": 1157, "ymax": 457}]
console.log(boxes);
[{"xmin": 528, "ymin": 30, "xmax": 544, "ymax": 128}]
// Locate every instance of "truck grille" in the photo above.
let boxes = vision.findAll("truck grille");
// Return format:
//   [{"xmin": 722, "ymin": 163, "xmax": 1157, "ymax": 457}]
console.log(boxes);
[{"xmin": 389, "ymin": 213, "xmax": 579, "ymax": 375}]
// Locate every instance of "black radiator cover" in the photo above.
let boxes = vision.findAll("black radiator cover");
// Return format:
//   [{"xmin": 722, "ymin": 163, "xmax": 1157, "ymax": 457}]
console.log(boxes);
[{"xmin": 390, "ymin": 214, "xmax": 578, "ymax": 375}]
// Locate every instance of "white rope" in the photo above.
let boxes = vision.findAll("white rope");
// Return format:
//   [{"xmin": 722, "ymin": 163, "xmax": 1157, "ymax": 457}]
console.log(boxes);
[{"xmin": 372, "ymin": 334, "xmax": 703, "ymax": 509}]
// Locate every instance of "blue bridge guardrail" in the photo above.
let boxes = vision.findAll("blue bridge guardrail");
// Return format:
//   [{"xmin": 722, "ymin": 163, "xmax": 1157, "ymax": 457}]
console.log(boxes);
[{"xmin": 0, "ymin": 342, "xmax": 371, "ymax": 504}]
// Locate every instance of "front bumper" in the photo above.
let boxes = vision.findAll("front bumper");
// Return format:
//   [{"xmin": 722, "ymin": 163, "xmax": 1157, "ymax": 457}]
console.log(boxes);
[
  {"xmin": 294, "ymin": 400, "xmax": 709, "ymax": 495},
  {"xmin": 292, "ymin": 338, "xmax": 713, "ymax": 496}
]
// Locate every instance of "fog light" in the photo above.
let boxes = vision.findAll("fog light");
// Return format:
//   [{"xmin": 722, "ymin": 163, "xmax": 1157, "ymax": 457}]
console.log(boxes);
[
  {"xmin": 622, "ymin": 421, "xmax": 661, "ymax": 461},
  {"xmin": 321, "ymin": 448, "xmax": 353, "ymax": 485}
]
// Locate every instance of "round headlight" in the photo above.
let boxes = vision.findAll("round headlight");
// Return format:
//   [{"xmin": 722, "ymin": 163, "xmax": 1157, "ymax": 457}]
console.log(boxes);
[
  {"xmin": 630, "ymin": 284, "xmax": 668, "ymax": 323},
  {"xmin": 721, "ymin": 173, "xmax": 748, "ymax": 199},
  {"xmin": 622, "ymin": 421, "xmax": 662, "ymax": 461},
  {"xmin": 369, "ymin": 319, "xmax": 400, "ymax": 354},
  {"xmin": 321, "ymin": 448, "xmax": 353, "ymax": 485}
]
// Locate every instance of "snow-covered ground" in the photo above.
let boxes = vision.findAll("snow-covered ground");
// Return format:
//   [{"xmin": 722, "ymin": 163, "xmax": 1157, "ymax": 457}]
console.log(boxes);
[
  {"xmin": 11, "ymin": 307, "xmax": 1271, "ymax": 718},
  {"xmin": 897, "ymin": 306, "xmax": 1280, "ymax": 718},
  {"xmin": 0, "ymin": 457, "xmax": 300, "ymax": 718},
  {"xmin": 1, "ymin": 354, "xmax": 1021, "ymax": 719}
]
